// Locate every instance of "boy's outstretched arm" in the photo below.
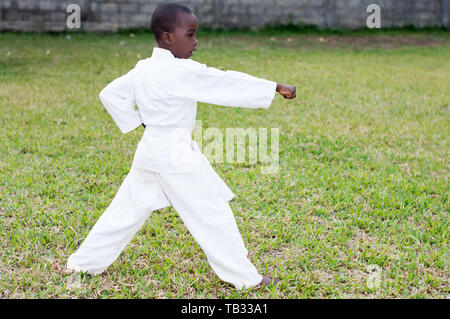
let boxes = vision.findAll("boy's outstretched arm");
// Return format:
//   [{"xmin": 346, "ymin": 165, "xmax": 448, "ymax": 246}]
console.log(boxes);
[{"xmin": 166, "ymin": 62, "xmax": 295, "ymax": 109}]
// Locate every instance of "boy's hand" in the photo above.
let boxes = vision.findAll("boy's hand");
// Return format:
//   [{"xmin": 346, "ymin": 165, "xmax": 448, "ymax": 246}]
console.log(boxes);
[{"xmin": 276, "ymin": 83, "xmax": 296, "ymax": 99}]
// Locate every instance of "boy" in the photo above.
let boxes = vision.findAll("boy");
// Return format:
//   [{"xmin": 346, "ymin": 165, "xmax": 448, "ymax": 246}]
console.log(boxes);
[{"xmin": 67, "ymin": 3, "xmax": 296, "ymax": 290}]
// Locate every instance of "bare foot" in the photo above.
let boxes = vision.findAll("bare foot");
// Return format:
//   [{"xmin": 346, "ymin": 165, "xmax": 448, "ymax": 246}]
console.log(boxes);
[{"xmin": 254, "ymin": 276, "xmax": 279, "ymax": 289}]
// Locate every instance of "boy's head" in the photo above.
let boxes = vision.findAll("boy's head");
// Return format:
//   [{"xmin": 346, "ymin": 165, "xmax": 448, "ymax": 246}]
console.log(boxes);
[{"xmin": 150, "ymin": 3, "xmax": 199, "ymax": 59}]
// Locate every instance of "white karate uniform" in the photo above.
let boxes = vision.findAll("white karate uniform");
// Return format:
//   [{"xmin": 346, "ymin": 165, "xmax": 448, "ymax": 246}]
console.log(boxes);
[{"xmin": 67, "ymin": 47, "xmax": 277, "ymax": 289}]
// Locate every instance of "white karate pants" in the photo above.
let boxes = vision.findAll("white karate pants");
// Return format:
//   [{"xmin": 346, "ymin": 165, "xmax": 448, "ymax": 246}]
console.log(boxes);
[{"xmin": 67, "ymin": 160, "xmax": 262, "ymax": 290}]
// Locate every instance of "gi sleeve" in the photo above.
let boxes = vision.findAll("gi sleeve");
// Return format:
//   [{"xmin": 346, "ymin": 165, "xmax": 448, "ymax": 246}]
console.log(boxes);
[
  {"xmin": 168, "ymin": 62, "xmax": 277, "ymax": 109},
  {"xmin": 99, "ymin": 69, "xmax": 142, "ymax": 134}
]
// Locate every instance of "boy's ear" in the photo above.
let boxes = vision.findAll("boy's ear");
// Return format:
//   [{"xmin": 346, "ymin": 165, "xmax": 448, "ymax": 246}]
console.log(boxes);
[{"xmin": 161, "ymin": 32, "xmax": 173, "ymax": 45}]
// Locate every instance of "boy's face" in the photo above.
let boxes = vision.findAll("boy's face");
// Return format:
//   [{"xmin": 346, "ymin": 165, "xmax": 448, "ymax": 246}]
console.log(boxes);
[{"xmin": 160, "ymin": 13, "xmax": 199, "ymax": 59}]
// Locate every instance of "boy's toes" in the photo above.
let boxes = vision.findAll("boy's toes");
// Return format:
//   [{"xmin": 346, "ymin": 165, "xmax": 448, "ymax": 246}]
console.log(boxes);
[{"xmin": 254, "ymin": 276, "xmax": 279, "ymax": 289}]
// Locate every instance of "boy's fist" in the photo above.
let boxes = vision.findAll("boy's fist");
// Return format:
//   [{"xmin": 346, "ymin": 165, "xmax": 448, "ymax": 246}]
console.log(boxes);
[{"xmin": 276, "ymin": 83, "xmax": 296, "ymax": 99}]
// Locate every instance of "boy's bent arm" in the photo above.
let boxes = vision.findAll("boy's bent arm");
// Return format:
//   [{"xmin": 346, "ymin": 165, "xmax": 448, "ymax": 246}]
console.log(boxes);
[
  {"xmin": 99, "ymin": 70, "xmax": 142, "ymax": 134},
  {"xmin": 168, "ymin": 63, "xmax": 277, "ymax": 109}
]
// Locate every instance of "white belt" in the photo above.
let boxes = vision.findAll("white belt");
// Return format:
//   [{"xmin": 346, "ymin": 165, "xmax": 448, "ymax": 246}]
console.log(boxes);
[
  {"xmin": 144, "ymin": 125, "xmax": 193, "ymax": 139},
  {"xmin": 142, "ymin": 125, "xmax": 200, "ymax": 153}
]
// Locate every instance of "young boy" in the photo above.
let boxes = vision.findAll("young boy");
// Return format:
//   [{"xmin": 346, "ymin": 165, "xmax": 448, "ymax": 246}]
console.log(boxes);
[{"xmin": 67, "ymin": 3, "xmax": 296, "ymax": 290}]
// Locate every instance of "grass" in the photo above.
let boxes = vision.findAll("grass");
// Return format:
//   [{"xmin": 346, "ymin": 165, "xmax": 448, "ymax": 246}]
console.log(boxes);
[{"xmin": 0, "ymin": 29, "xmax": 448, "ymax": 298}]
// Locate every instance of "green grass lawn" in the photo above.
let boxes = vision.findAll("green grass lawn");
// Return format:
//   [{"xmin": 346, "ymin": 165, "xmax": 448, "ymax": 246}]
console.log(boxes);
[{"xmin": 0, "ymin": 29, "xmax": 448, "ymax": 298}]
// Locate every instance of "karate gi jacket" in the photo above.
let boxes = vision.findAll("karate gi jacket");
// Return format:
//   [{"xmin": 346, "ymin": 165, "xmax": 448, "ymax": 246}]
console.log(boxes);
[{"xmin": 99, "ymin": 47, "xmax": 277, "ymax": 175}]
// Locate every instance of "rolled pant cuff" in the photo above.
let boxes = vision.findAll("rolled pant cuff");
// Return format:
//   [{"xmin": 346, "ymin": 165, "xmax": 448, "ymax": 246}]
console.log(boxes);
[{"xmin": 234, "ymin": 274, "xmax": 263, "ymax": 290}]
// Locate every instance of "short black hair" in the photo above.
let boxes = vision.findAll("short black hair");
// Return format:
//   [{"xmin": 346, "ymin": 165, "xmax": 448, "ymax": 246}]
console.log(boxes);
[{"xmin": 150, "ymin": 3, "xmax": 193, "ymax": 42}]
